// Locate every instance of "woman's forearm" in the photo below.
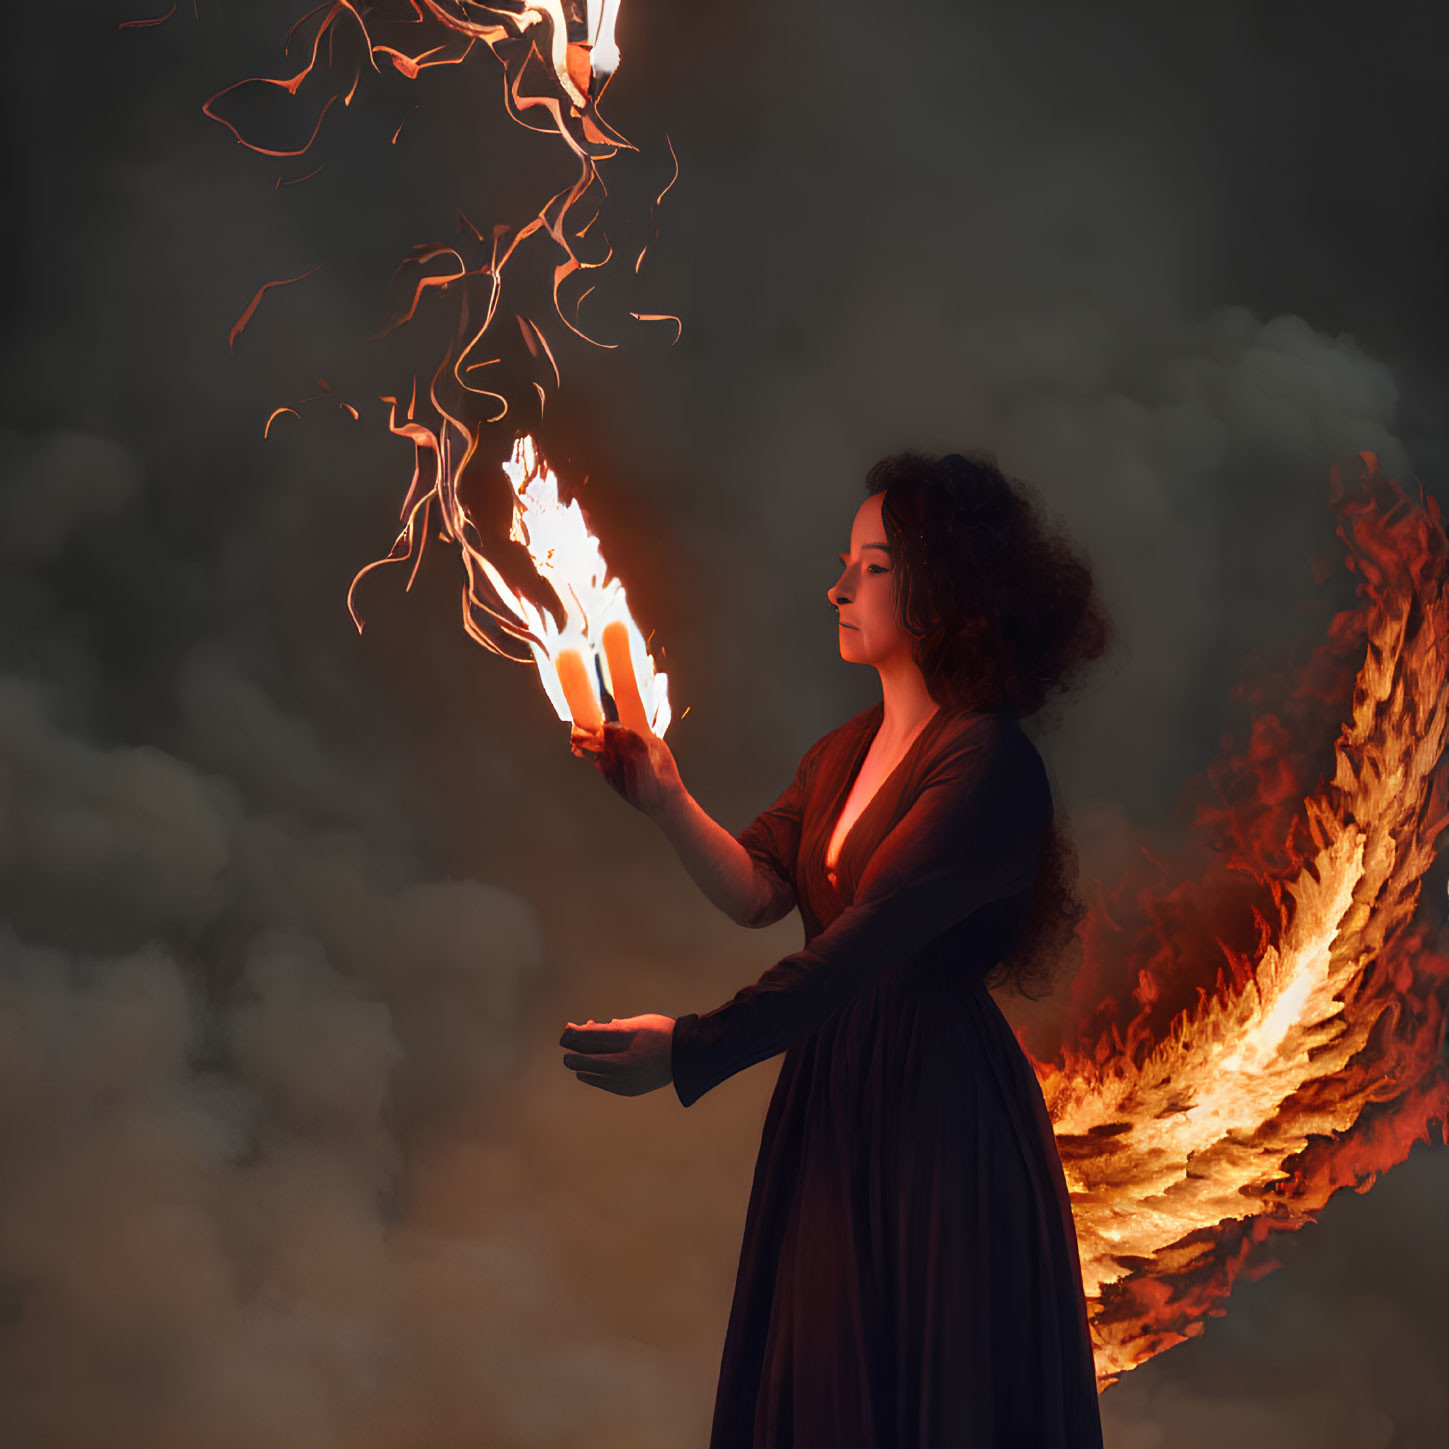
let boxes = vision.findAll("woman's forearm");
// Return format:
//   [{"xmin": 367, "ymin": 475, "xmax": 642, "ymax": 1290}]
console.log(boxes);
[{"xmin": 653, "ymin": 788, "xmax": 767, "ymax": 926}]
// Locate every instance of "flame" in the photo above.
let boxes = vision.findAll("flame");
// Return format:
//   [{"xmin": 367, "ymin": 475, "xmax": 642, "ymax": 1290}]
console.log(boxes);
[
  {"xmin": 1032, "ymin": 454, "xmax": 1449, "ymax": 1388},
  {"xmin": 191, "ymin": 2, "xmax": 676, "ymax": 730},
  {"xmin": 487, "ymin": 435, "xmax": 670, "ymax": 735},
  {"xmin": 343, "ymin": 368, "xmax": 669, "ymax": 735}
]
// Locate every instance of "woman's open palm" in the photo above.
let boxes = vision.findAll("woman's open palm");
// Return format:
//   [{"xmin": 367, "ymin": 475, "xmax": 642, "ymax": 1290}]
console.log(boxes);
[{"xmin": 560, "ymin": 1014, "xmax": 675, "ymax": 1096}]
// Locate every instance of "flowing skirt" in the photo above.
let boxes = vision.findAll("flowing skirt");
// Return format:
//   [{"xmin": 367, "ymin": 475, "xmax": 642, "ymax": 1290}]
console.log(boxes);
[{"xmin": 706, "ymin": 963, "xmax": 1103, "ymax": 1449}]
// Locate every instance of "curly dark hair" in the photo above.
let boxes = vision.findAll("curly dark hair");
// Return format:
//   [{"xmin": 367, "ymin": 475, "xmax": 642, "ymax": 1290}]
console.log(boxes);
[{"xmin": 865, "ymin": 449, "xmax": 1115, "ymax": 1000}]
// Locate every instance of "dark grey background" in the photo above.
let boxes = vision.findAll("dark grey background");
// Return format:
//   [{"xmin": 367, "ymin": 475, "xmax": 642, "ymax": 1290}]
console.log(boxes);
[{"xmin": 0, "ymin": 2, "xmax": 1444, "ymax": 1444}]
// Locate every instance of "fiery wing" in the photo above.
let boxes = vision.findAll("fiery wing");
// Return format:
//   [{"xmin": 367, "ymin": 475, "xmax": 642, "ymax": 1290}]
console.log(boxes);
[{"xmin": 1033, "ymin": 454, "xmax": 1449, "ymax": 1388}]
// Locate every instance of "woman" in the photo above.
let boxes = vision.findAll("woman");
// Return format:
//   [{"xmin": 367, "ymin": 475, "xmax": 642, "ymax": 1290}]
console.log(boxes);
[{"xmin": 559, "ymin": 450, "xmax": 1112, "ymax": 1448}]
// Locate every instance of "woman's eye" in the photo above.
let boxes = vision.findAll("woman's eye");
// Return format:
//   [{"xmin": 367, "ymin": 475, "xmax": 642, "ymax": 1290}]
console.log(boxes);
[{"xmin": 867, "ymin": 565, "xmax": 887, "ymax": 574}]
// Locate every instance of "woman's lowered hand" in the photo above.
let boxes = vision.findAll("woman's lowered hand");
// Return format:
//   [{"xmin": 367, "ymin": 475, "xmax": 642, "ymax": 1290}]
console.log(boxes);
[{"xmin": 559, "ymin": 1014, "xmax": 675, "ymax": 1097}]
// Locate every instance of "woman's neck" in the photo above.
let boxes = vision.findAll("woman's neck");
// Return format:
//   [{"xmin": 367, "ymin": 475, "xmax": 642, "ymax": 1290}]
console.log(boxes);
[{"xmin": 874, "ymin": 654, "xmax": 939, "ymax": 748}]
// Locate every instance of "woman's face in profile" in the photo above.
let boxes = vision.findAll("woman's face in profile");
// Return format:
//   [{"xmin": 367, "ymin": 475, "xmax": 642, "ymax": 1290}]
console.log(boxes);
[{"xmin": 827, "ymin": 492, "xmax": 910, "ymax": 667}]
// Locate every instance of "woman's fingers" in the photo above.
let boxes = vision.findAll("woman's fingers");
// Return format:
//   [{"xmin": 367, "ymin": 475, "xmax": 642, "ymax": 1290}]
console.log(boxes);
[
  {"xmin": 562, "ymin": 1052, "xmax": 629, "ymax": 1075},
  {"xmin": 570, "ymin": 725, "xmax": 604, "ymax": 757},
  {"xmin": 559, "ymin": 1025, "xmax": 634, "ymax": 1052},
  {"xmin": 560, "ymin": 1014, "xmax": 673, "ymax": 1097},
  {"xmin": 561, "ymin": 1023, "xmax": 638, "ymax": 1079},
  {"xmin": 575, "ymin": 1071, "xmax": 647, "ymax": 1095},
  {"xmin": 570, "ymin": 721, "xmax": 663, "ymax": 814}
]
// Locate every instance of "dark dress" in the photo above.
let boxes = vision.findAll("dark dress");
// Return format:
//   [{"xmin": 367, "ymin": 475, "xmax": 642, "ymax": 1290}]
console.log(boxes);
[{"xmin": 669, "ymin": 702, "xmax": 1103, "ymax": 1449}]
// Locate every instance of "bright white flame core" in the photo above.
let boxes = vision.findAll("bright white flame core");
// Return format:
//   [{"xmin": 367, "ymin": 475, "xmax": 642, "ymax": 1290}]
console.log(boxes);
[
  {"xmin": 587, "ymin": 0, "xmax": 622, "ymax": 76},
  {"xmin": 475, "ymin": 436, "xmax": 670, "ymax": 735}
]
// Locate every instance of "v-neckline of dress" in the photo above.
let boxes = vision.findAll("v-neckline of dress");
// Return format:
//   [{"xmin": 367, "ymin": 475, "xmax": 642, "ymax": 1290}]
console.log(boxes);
[{"xmin": 823, "ymin": 703, "xmax": 948, "ymax": 892}]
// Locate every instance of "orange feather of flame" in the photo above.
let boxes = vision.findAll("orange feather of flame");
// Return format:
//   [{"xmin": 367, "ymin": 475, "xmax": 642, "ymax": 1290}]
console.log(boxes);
[{"xmin": 1030, "ymin": 453, "xmax": 1449, "ymax": 1388}]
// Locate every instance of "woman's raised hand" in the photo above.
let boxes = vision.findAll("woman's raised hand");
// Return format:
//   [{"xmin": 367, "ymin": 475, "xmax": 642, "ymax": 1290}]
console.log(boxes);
[{"xmin": 571, "ymin": 721, "xmax": 684, "ymax": 821}]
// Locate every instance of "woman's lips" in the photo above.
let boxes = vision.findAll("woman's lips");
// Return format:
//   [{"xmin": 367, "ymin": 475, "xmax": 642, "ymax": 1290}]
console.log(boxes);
[{"xmin": 838, "ymin": 620, "xmax": 858, "ymax": 630}]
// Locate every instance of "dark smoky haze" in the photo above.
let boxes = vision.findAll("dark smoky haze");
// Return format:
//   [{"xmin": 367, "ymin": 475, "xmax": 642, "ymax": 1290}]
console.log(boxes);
[{"xmin": 0, "ymin": 1, "xmax": 1445, "ymax": 1444}]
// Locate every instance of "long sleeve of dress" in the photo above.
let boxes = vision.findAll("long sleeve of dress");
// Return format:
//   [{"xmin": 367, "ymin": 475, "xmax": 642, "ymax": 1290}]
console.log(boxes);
[
  {"xmin": 733, "ymin": 731, "xmax": 834, "ymax": 930},
  {"xmin": 671, "ymin": 717, "xmax": 1051, "ymax": 1108}
]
